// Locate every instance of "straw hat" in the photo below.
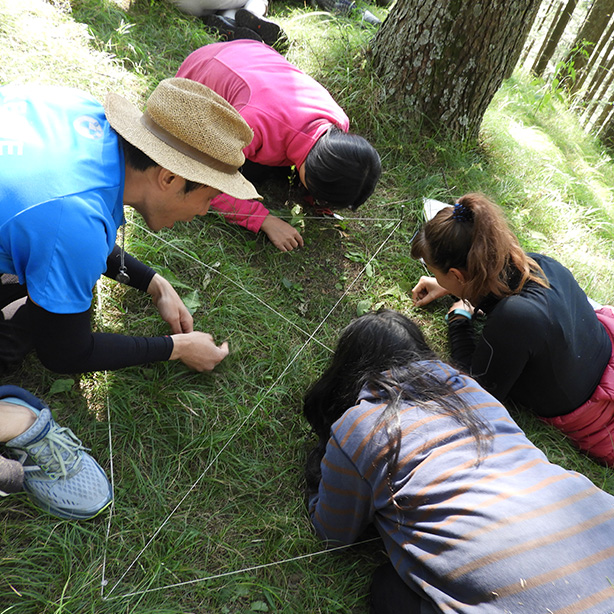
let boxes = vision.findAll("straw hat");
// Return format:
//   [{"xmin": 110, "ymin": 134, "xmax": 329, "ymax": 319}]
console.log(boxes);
[{"xmin": 105, "ymin": 78, "xmax": 260, "ymax": 201}]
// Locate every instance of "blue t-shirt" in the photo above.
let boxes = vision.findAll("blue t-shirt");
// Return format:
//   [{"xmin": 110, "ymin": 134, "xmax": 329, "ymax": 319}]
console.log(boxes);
[{"xmin": 0, "ymin": 85, "xmax": 124, "ymax": 313}]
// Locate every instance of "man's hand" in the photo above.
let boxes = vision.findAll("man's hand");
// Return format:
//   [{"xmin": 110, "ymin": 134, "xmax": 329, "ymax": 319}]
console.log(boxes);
[
  {"xmin": 261, "ymin": 214, "xmax": 304, "ymax": 252},
  {"xmin": 412, "ymin": 276, "xmax": 450, "ymax": 307},
  {"xmin": 170, "ymin": 332, "xmax": 229, "ymax": 371},
  {"xmin": 147, "ymin": 273, "xmax": 193, "ymax": 333}
]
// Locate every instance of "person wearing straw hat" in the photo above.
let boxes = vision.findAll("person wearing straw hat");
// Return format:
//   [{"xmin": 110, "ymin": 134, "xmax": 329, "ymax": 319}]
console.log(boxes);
[{"xmin": 0, "ymin": 77, "xmax": 258, "ymax": 375}]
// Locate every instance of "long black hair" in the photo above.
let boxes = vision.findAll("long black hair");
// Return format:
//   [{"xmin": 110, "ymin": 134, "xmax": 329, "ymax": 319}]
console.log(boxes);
[
  {"xmin": 303, "ymin": 126, "xmax": 381, "ymax": 211},
  {"xmin": 303, "ymin": 310, "xmax": 491, "ymax": 479}
]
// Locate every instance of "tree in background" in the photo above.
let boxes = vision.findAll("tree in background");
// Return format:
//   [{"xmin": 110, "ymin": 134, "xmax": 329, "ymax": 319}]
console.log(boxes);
[
  {"xmin": 532, "ymin": 0, "xmax": 579, "ymax": 76},
  {"xmin": 370, "ymin": 0, "xmax": 542, "ymax": 140},
  {"xmin": 566, "ymin": 0, "xmax": 614, "ymax": 93}
]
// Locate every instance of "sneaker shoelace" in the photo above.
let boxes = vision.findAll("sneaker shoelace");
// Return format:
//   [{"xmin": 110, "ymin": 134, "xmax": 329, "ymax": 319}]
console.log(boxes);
[{"xmin": 18, "ymin": 424, "xmax": 86, "ymax": 480}]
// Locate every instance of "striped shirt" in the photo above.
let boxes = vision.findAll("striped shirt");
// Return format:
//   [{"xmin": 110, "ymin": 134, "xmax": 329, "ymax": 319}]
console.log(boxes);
[{"xmin": 309, "ymin": 360, "xmax": 614, "ymax": 613}]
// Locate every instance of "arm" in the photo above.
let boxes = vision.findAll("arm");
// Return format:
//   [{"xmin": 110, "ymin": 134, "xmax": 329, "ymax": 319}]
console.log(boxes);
[
  {"xmin": 211, "ymin": 194, "xmax": 303, "ymax": 252},
  {"xmin": 308, "ymin": 433, "xmax": 374, "ymax": 545},
  {"xmin": 210, "ymin": 193, "xmax": 270, "ymax": 233},
  {"xmin": 468, "ymin": 307, "xmax": 532, "ymax": 402},
  {"xmin": 105, "ymin": 246, "xmax": 196, "ymax": 334},
  {"xmin": 28, "ymin": 300, "xmax": 228, "ymax": 374},
  {"xmin": 104, "ymin": 244, "xmax": 156, "ymax": 292},
  {"xmin": 446, "ymin": 299, "xmax": 476, "ymax": 371},
  {"xmin": 29, "ymin": 302, "xmax": 172, "ymax": 373}
]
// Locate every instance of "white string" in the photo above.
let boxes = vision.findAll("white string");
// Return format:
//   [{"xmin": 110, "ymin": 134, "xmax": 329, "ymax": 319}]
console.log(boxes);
[
  {"xmin": 99, "ymin": 371, "xmax": 115, "ymax": 596},
  {"xmin": 132, "ymin": 221, "xmax": 337, "ymax": 352},
  {"xmin": 105, "ymin": 537, "xmax": 381, "ymax": 600},
  {"xmin": 100, "ymin": 214, "xmax": 404, "ymax": 599}
]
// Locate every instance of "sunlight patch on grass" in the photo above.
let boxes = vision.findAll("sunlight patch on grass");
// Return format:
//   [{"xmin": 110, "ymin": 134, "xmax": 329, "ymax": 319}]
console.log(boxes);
[{"xmin": 507, "ymin": 120, "xmax": 560, "ymax": 157}]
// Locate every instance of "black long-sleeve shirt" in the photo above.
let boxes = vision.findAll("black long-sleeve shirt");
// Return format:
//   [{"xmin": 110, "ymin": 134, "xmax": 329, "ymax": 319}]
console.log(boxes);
[
  {"xmin": 28, "ymin": 246, "xmax": 173, "ymax": 374},
  {"xmin": 448, "ymin": 253, "xmax": 611, "ymax": 418}
]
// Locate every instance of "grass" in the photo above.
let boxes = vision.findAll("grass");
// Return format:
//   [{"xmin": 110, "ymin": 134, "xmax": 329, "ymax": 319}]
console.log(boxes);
[{"xmin": 1, "ymin": 0, "xmax": 614, "ymax": 612}]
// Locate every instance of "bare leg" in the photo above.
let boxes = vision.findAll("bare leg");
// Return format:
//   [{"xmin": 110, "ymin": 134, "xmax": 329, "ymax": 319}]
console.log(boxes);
[{"xmin": 0, "ymin": 400, "xmax": 36, "ymax": 442}]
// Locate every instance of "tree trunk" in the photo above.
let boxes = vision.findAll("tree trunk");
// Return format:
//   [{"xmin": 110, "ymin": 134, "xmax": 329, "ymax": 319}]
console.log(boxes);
[
  {"xmin": 573, "ymin": 12, "xmax": 614, "ymax": 92},
  {"xmin": 567, "ymin": 0, "xmax": 614, "ymax": 91},
  {"xmin": 583, "ymin": 39, "xmax": 614, "ymax": 104},
  {"xmin": 519, "ymin": 0, "xmax": 558, "ymax": 68},
  {"xmin": 531, "ymin": 1, "xmax": 565, "ymax": 74},
  {"xmin": 589, "ymin": 70, "xmax": 614, "ymax": 131},
  {"xmin": 599, "ymin": 109, "xmax": 614, "ymax": 146},
  {"xmin": 532, "ymin": 0, "xmax": 579, "ymax": 76},
  {"xmin": 370, "ymin": 0, "xmax": 542, "ymax": 140}
]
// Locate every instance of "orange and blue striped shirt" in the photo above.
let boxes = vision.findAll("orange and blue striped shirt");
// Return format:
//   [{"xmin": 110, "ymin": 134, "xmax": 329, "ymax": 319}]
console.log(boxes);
[{"xmin": 309, "ymin": 360, "xmax": 614, "ymax": 613}]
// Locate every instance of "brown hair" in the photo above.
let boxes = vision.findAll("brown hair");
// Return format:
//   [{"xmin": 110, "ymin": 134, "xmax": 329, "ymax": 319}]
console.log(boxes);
[{"xmin": 411, "ymin": 193, "xmax": 548, "ymax": 302}]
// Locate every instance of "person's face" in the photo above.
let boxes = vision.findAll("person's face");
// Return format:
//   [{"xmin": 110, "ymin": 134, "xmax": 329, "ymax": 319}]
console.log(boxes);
[
  {"xmin": 146, "ymin": 179, "xmax": 221, "ymax": 231},
  {"xmin": 426, "ymin": 262, "xmax": 467, "ymax": 298}
]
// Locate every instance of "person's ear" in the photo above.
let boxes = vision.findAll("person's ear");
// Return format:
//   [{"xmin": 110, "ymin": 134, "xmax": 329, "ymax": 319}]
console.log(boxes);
[
  {"xmin": 156, "ymin": 167, "xmax": 179, "ymax": 191},
  {"xmin": 448, "ymin": 267, "xmax": 467, "ymax": 285}
]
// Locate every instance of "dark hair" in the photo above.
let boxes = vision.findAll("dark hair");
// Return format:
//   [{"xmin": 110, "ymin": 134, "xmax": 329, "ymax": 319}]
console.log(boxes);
[
  {"xmin": 411, "ymin": 193, "xmax": 548, "ymax": 303},
  {"xmin": 303, "ymin": 126, "xmax": 381, "ymax": 211},
  {"xmin": 117, "ymin": 134, "xmax": 203, "ymax": 194},
  {"xmin": 303, "ymin": 309, "xmax": 491, "ymax": 478}
]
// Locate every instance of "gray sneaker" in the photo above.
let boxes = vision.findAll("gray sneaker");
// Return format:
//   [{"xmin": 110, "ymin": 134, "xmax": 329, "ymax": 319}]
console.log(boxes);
[{"xmin": 3, "ymin": 387, "xmax": 112, "ymax": 520}]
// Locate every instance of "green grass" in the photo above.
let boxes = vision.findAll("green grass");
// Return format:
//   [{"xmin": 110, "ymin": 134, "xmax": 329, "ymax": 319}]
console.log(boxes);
[{"xmin": 1, "ymin": 1, "xmax": 614, "ymax": 612}]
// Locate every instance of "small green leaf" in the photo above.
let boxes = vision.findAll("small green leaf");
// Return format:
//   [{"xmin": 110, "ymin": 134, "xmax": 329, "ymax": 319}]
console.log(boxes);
[
  {"xmin": 48, "ymin": 379, "xmax": 74, "ymax": 396},
  {"xmin": 250, "ymin": 601, "xmax": 269, "ymax": 612},
  {"xmin": 356, "ymin": 299, "xmax": 372, "ymax": 316},
  {"xmin": 157, "ymin": 267, "xmax": 193, "ymax": 290},
  {"xmin": 183, "ymin": 290, "xmax": 201, "ymax": 314}
]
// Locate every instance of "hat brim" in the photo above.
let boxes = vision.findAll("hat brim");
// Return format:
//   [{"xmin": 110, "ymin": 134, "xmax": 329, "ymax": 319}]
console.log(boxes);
[{"xmin": 105, "ymin": 93, "xmax": 260, "ymax": 201}]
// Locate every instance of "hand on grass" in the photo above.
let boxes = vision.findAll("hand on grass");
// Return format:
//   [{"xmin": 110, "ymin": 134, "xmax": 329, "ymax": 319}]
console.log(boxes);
[
  {"xmin": 412, "ymin": 276, "xmax": 450, "ymax": 307},
  {"xmin": 170, "ymin": 332, "xmax": 229, "ymax": 372},
  {"xmin": 261, "ymin": 214, "xmax": 304, "ymax": 252},
  {"xmin": 147, "ymin": 273, "xmax": 194, "ymax": 333}
]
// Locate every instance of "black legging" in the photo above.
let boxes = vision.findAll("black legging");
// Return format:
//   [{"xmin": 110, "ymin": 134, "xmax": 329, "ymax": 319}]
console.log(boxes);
[
  {"xmin": 0, "ymin": 279, "xmax": 33, "ymax": 373},
  {"xmin": 369, "ymin": 562, "xmax": 425, "ymax": 614}
]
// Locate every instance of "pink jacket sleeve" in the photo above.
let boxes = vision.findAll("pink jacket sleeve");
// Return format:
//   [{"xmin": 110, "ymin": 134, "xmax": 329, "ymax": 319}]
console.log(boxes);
[{"xmin": 209, "ymin": 193, "xmax": 270, "ymax": 234}]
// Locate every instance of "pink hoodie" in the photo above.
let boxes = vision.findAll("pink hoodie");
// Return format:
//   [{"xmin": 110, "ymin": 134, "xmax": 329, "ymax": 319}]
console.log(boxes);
[{"xmin": 176, "ymin": 40, "xmax": 349, "ymax": 232}]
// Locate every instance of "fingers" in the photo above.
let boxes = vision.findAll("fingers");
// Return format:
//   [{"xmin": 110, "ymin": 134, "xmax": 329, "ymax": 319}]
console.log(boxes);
[
  {"xmin": 170, "ymin": 332, "xmax": 230, "ymax": 372},
  {"xmin": 276, "ymin": 231, "xmax": 304, "ymax": 252},
  {"xmin": 261, "ymin": 215, "xmax": 304, "ymax": 252},
  {"xmin": 412, "ymin": 277, "xmax": 431, "ymax": 306}
]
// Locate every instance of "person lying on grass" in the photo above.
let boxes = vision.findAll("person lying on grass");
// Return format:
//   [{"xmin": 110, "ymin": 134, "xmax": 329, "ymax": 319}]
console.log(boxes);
[
  {"xmin": 411, "ymin": 192, "xmax": 614, "ymax": 466},
  {"xmin": 176, "ymin": 40, "xmax": 382, "ymax": 252},
  {"xmin": 303, "ymin": 309, "xmax": 614, "ymax": 614},
  {"xmin": 0, "ymin": 78, "xmax": 257, "ymax": 375}
]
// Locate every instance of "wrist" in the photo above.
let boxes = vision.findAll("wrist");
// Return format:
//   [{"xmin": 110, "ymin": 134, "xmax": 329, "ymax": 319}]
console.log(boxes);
[
  {"xmin": 445, "ymin": 308, "xmax": 472, "ymax": 323},
  {"xmin": 146, "ymin": 273, "xmax": 167, "ymax": 302}
]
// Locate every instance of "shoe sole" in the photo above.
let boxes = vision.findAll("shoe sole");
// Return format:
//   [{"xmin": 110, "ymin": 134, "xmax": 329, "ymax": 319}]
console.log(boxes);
[
  {"xmin": 235, "ymin": 10, "xmax": 284, "ymax": 47},
  {"xmin": 28, "ymin": 490, "xmax": 113, "ymax": 520}
]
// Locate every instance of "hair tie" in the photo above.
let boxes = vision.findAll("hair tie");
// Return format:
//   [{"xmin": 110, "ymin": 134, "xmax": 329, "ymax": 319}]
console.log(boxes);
[{"xmin": 452, "ymin": 202, "xmax": 473, "ymax": 222}]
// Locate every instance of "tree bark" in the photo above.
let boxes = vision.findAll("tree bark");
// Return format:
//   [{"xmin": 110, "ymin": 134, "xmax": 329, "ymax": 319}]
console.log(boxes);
[
  {"xmin": 370, "ymin": 0, "xmax": 541, "ymax": 140},
  {"xmin": 599, "ymin": 109, "xmax": 614, "ymax": 145},
  {"xmin": 531, "ymin": 1, "xmax": 565, "ymax": 74},
  {"xmin": 573, "ymin": 12, "xmax": 614, "ymax": 92},
  {"xmin": 519, "ymin": 0, "xmax": 558, "ymax": 68},
  {"xmin": 566, "ymin": 0, "xmax": 614, "ymax": 91},
  {"xmin": 589, "ymin": 68, "xmax": 614, "ymax": 131},
  {"xmin": 532, "ymin": 0, "xmax": 579, "ymax": 76},
  {"xmin": 583, "ymin": 39, "xmax": 614, "ymax": 105}
]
